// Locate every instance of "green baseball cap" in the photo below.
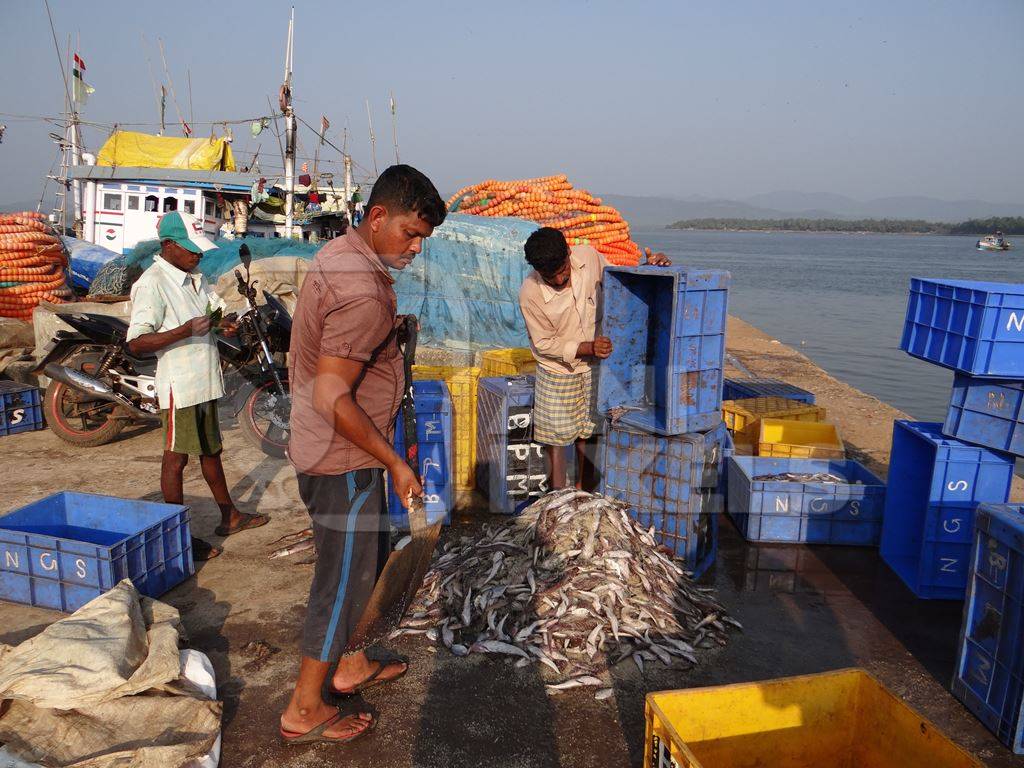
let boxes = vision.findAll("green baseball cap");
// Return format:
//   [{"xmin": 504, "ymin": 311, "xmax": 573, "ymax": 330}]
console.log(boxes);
[{"xmin": 157, "ymin": 211, "xmax": 217, "ymax": 254}]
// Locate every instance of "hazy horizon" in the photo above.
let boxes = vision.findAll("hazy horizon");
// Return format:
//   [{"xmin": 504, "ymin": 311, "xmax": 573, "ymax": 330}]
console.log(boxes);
[{"xmin": 2, "ymin": 0, "xmax": 1022, "ymax": 210}]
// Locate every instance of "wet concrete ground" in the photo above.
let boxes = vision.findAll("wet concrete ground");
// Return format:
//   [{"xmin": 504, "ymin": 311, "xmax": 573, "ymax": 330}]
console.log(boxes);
[{"xmin": 1, "ymin": 317, "xmax": 1022, "ymax": 766}]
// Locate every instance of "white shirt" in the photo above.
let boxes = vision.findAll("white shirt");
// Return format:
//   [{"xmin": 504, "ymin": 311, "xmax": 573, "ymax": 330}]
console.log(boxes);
[{"xmin": 126, "ymin": 255, "xmax": 226, "ymax": 410}]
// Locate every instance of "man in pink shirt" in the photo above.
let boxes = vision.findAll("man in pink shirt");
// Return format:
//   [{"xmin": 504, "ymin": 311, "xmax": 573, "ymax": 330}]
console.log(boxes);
[
  {"xmin": 281, "ymin": 165, "xmax": 446, "ymax": 746},
  {"xmin": 519, "ymin": 227, "xmax": 670, "ymax": 489}
]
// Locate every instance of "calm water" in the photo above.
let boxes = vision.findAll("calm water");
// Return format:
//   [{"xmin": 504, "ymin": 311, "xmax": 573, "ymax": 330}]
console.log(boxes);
[{"xmin": 635, "ymin": 228, "xmax": 1023, "ymax": 422}]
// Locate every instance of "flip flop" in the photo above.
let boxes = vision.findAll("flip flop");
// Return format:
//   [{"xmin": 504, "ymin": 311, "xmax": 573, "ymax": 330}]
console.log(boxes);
[
  {"xmin": 191, "ymin": 537, "xmax": 222, "ymax": 561},
  {"xmin": 214, "ymin": 512, "xmax": 270, "ymax": 538},
  {"xmin": 280, "ymin": 709, "xmax": 377, "ymax": 746},
  {"xmin": 330, "ymin": 649, "xmax": 409, "ymax": 697}
]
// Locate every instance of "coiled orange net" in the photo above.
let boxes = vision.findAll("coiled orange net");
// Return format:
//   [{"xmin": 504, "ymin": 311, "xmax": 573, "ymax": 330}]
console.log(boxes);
[
  {"xmin": 0, "ymin": 212, "xmax": 72, "ymax": 319},
  {"xmin": 447, "ymin": 175, "xmax": 641, "ymax": 266}
]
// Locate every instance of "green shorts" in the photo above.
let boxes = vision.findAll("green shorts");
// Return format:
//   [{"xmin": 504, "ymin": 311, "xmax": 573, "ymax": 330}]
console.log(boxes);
[{"xmin": 161, "ymin": 399, "xmax": 223, "ymax": 456}]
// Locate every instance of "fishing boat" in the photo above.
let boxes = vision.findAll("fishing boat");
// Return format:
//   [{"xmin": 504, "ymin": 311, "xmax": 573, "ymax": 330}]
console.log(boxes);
[
  {"xmin": 976, "ymin": 233, "xmax": 1012, "ymax": 252},
  {"xmin": 29, "ymin": 9, "xmax": 377, "ymax": 258}
]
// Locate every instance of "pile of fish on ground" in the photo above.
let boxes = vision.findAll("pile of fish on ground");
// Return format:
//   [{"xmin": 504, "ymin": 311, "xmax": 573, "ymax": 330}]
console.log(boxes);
[{"xmin": 396, "ymin": 489, "xmax": 740, "ymax": 698}]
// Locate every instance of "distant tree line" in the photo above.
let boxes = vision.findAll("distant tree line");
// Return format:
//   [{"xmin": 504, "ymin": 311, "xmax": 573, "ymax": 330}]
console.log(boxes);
[{"xmin": 667, "ymin": 216, "xmax": 1024, "ymax": 235}]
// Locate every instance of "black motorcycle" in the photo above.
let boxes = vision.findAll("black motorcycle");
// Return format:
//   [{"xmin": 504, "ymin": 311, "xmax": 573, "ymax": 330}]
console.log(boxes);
[{"xmin": 33, "ymin": 246, "xmax": 293, "ymax": 457}]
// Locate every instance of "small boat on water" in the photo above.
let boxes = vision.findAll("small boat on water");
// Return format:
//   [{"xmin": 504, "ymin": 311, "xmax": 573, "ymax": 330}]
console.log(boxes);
[{"xmin": 977, "ymin": 232, "xmax": 1012, "ymax": 251}]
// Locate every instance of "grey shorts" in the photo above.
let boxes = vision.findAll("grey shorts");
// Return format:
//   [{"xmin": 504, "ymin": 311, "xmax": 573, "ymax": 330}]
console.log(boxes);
[{"xmin": 297, "ymin": 468, "xmax": 390, "ymax": 662}]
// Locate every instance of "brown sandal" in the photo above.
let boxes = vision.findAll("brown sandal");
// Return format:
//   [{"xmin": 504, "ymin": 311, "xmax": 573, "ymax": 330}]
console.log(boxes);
[
  {"xmin": 280, "ymin": 709, "xmax": 376, "ymax": 746},
  {"xmin": 330, "ymin": 655, "xmax": 409, "ymax": 696},
  {"xmin": 215, "ymin": 512, "xmax": 270, "ymax": 537}
]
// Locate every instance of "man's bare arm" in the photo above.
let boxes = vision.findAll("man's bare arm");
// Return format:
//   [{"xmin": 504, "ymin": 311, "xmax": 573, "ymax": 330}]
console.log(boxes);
[{"xmin": 312, "ymin": 354, "xmax": 423, "ymax": 505}]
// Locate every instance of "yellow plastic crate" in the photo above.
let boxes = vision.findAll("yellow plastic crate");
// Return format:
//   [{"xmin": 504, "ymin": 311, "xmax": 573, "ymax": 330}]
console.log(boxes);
[
  {"xmin": 722, "ymin": 397, "xmax": 826, "ymax": 442},
  {"xmin": 645, "ymin": 668, "xmax": 983, "ymax": 768},
  {"xmin": 478, "ymin": 347, "xmax": 537, "ymax": 378},
  {"xmin": 757, "ymin": 418, "xmax": 845, "ymax": 459},
  {"xmin": 412, "ymin": 365, "xmax": 481, "ymax": 491}
]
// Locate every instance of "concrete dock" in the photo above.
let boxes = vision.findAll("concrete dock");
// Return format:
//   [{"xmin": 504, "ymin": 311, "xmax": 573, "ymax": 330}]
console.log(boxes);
[{"xmin": 0, "ymin": 315, "xmax": 1020, "ymax": 767}]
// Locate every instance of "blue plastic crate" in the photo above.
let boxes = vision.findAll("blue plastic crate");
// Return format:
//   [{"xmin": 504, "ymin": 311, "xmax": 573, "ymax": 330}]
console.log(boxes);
[
  {"xmin": 723, "ymin": 377, "xmax": 816, "ymax": 404},
  {"xmin": 951, "ymin": 503, "xmax": 1024, "ymax": 755},
  {"xmin": 597, "ymin": 266, "xmax": 730, "ymax": 436},
  {"xmin": 599, "ymin": 421, "xmax": 729, "ymax": 578},
  {"xmin": 476, "ymin": 376, "xmax": 551, "ymax": 515},
  {"xmin": 0, "ymin": 491, "xmax": 192, "ymax": 613},
  {"xmin": 880, "ymin": 421, "xmax": 1014, "ymax": 599},
  {"xmin": 727, "ymin": 457, "xmax": 886, "ymax": 545},
  {"xmin": 0, "ymin": 381, "xmax": 44, "ymax": 437},
  {"xmin": 387, "ymin": 381, "xmax": 454, "ymax": 529},
  {"xmin": 900, "ymin": 278, "xmax": 1024, "ymax": 377},
  {"xmin": 945, "ymin": 373, "xmax": 1024, "ymax": 457}
]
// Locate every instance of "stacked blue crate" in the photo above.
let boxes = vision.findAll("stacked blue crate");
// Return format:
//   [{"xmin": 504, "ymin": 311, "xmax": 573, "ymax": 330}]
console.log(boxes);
[
  {"xmin": 476, "ymin": 376, "xmax": 551, "ymax": 515},
  {"xmin": 944, "ymin": 374, "xmax": 1024, "ymax": 455},
  {"xmin": 900, "ymin": 279, "xmax": 1024, "ymax": 377},
  {"xmin": 727, "ymin": 457, "xmax": 886, "ymax": 545},
  {"xmin": 723, "ymin": 377, "xmax": 816, "ymax": 404},
  {"xmin": 951, "ymin": 503, "xmax": 1024, "ymax": 755},
  {"xmin": 0, "ymin": 382, "xmax": 44, "ymax": 437},
  {"xmin": 597, "ymin": 265, "xmax": 730, "ymax": 436},
  {"xmin": 592, "ymin": 265, "xmax": 731, "ymax": 576},
  {"xmin": 0, "ymin": 491, "xmax": 193, "ymax": 612},
  {"xmin": 885, "ymin": 278, "xmax": 1023, "ymax": 601},
  {"xmin": 387, "ymin": 381, "xmax": 454, "ymax": 529},
  {"xmin": 600, "ymin": 421, "xmax": 729, "ymax": 578},
  {"xmin": 880, "ymin": 421, "xmax": 1014, "ymax": 599}
]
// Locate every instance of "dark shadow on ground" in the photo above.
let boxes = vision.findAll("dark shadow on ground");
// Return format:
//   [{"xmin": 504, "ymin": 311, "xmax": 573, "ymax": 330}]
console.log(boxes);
[
  {"xmin": 610, "ymin": 513, "xmax": 859, "ymax": 767},
  {"xmin": 409, "ymin": 513, "xmax": 564, "ymax": 768},
  {"xmin": 0, "ymin": 621, "xmax": 52, "ymax": 647}
]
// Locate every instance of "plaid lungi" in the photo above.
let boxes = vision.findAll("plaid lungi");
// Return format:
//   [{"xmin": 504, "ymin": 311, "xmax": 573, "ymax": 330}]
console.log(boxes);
[{"xmin": 533, "ymin": 366, "xmax": 596, "ymax": 446}]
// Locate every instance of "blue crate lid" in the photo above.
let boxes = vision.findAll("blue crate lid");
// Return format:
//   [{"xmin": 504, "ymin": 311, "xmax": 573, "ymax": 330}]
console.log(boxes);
[
  {"xmin": 478, "ymin": 374, "xmax": 535, "ymax": 399},
  {"xmin": 408, "ymin": 380, "xmax": 452, "ymax": 414},
  {"xmin": 0, "ymin": 381, "xmax": 38, "ymax": 396},
  {"xmin": 604, "ymin": 264, "xmax": 732, "ymax": 290},
  {"xmin": 731, "ymin": 456, "xmax": 885, "ymax": 488},
  {"xmin": 911, "ymin": 278, "xmax": 1024, "ymax": 294},
  {"xmin": 976, "ymin": 502, "xmax": 1024, "ymax": 537}
]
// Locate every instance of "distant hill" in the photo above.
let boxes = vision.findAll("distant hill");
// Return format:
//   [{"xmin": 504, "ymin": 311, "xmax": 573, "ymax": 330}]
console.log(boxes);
[{"xmin": 599, "ymin": 191, "xmax": 1022, "ymax": 227}]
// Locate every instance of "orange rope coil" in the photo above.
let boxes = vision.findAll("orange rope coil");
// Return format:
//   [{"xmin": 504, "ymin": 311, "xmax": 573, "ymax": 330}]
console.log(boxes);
[
  {"xmin": 448, "ymin": 176, "xmax": 641, "ymax": 265},
  {"xmin": 0, "ymin": 211, "xmax": 72, "ymax": 318}
]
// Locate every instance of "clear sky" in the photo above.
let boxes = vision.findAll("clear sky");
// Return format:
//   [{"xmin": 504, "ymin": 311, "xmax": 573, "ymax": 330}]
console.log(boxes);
[{"xmin": 1, "ymin": 0, "xmax": 1022, "ymax": 207}]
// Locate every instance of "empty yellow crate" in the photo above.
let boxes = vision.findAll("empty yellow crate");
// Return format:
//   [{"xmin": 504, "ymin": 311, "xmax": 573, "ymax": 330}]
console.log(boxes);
[
  {"xmin": 757, "ymin": 418, "xmax": 845, "ymax": 459},
  {"xmin": 645, "ymin": 668, "xmax": 982, "ymax": 768},
  {"xmin": 478, "ymin": 347, "xmax": 537, "ymax": 378},
  {"xmin": 412, "ymin": 365, "xmax": 481, "ymax": 491},
  {"xmin": 722, "ymin": 397, "xmax": 826, "ymax": 442}
]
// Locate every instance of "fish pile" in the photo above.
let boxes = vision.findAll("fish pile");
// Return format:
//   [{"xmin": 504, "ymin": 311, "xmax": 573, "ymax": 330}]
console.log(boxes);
[
  {"xmin": 752, "ymin": 472, "xmax": 851, "ymax": 483},
  {"xmin": 396, "ymin": 489, "xmax": 740, "ymax": 697}
]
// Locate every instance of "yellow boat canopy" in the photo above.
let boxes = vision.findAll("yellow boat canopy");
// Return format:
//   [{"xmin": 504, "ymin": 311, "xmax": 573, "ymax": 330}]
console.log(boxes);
[{"xmin": 96, "ymin": 130, "xmax": 236, "ymax": 171}]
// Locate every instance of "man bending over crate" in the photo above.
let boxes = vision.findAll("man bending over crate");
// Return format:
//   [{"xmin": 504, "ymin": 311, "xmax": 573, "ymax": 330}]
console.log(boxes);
[
  {"xmin": 281, "ymin": 165, "xmax": 446, "ymax": 746},
  {"xmin": 519, "ymin": 228, "xmax": 671, "ymax": 490},
  {"xmin": 127, "ymin": 211, "xmax": 268, "ymax": 561}
]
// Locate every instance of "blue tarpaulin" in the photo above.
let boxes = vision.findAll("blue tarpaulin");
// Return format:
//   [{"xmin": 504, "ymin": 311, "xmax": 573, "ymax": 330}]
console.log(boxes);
[
  {"xmin": 86, "ymin": 213, "xmax": 537, "ymax": 351},
  {"xmin": 395, "ymin": 214, "xmax": 538, "ymax": 351}
]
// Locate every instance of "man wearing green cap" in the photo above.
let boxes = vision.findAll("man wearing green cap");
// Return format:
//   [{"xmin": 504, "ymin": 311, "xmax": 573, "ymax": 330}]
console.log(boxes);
[{"xmin": 127, "ymin": 211, "xmax": 268, "ymax": 560}]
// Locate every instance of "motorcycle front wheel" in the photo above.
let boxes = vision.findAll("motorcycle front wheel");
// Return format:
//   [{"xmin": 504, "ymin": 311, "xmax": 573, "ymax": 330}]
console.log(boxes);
[
  {"xmin": 45, "ymin": 379, "xmax": 128, "ymax": 447},
  {"xmin": 238, "ymin": 378, "xmax": 291, "ymax": 459}
]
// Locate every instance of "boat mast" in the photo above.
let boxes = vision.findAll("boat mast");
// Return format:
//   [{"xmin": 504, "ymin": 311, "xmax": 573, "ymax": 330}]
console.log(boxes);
[
  {"xmin": 390, "ymin": 90, "xmax": 400, "ymax": 164},
  {"xmin": 366, "ymin": 99, "xmax": 378, "ymax": 176},
  {"xmin": 282, "ymin": 8, "xmax": 296, "ymax": 239},
  {"xmin": 43, "ymin": 0, "xmax": 79, "ymax": 232}
]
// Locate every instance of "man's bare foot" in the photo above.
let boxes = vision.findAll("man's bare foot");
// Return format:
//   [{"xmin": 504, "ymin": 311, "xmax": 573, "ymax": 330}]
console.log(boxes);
[
  {"xmin": 280, "ymin": 699, "xmax": 373, "ymax": 740},
  {"xmin": 331, "ymin": 650, "xmax": 407, "ymax": 694}
]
